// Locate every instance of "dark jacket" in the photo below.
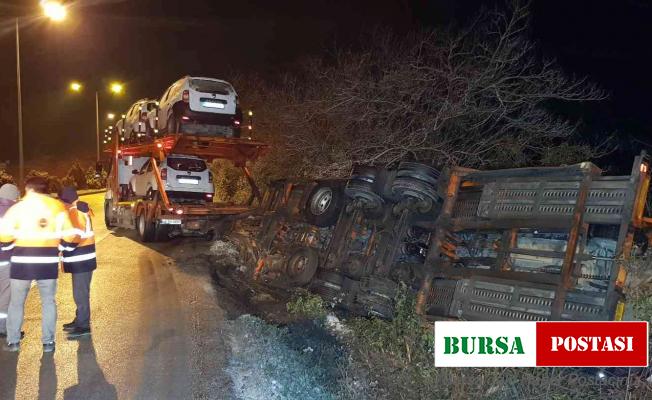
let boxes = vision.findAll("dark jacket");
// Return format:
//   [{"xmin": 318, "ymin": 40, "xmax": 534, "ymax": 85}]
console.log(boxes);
[{"xmin": 62, "ymin": 201, "xmax": 97, "ymax": 274}]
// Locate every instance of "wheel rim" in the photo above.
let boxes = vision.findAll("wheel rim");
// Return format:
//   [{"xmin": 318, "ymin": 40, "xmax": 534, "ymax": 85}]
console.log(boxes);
[
  {"xmin": 309, "ymin": 187, "xmax": 333, "ymax": 216},
  {"xmin": 138, "ymin": 214, "xmax": 145, "ymax": 236},
  {"xmin": 287, "ymin": 254, "xmax": 308, "ymax": 278}
]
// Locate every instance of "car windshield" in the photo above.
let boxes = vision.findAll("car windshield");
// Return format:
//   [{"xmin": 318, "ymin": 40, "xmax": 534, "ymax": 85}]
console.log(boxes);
[
  {"xmin": 166, "ymin": 157, "xmax": 207, "ymax": 172},
  {"xmin": 190, "ymin": 79, "xmax": 232, "ymax": 96}
]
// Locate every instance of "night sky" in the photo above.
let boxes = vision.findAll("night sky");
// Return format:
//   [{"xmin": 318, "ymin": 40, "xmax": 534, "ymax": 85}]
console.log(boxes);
[{"xmin": 0, "ymin": 0, "xmax": 650, "ymax": 172}]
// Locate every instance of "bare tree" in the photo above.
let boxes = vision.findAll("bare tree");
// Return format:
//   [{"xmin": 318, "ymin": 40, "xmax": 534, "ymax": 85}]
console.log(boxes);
[{"xmin": 257, "ymin": 1, "xmax": 609, "ymax": 178}]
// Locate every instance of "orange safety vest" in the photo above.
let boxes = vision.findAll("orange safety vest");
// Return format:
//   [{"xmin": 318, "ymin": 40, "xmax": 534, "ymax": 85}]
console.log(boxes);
[
  {"xmin": 62, "ymin": 202, "xmax": 97, "ymax": 274},
  {"xmin": 0, "ymin": 192, "xmax": 79, "ymax": 280}
]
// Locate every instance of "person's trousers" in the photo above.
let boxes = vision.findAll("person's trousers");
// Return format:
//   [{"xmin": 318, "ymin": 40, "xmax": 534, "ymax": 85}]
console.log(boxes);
[
  {"xmin": 72, "ymin": 271, "xmax": 93, "ymax": 329},
  {"xmin": 7, "ymin": 279, "xmax": 57, "ymax": 344},
  {"xmin": 0, "ymin": 263, "xmax": 10, "ymax": 334}
]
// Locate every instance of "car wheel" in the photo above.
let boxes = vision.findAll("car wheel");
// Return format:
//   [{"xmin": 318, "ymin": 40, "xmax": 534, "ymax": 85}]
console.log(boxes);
[
  {"xmin": 104, "ymin": 199, "xmax": 114, "ymax": 229},
  {"xmin": 137, "ymin": 211, "xmax": 155, "ymax": 242},
  {"xmin": 285, "ymin": 247, "xmax": 319, "ymax": 286},
  {"xmin": 344, "ymin": 165, "xmax": 384, "ymax": 211},
  {"xmin": 166, "ymin": 114, "xmax": 178, "ymax": 134},
  {"xmin": 146, "ymin": 188, "xmax": 158, "ymax": 201},
  {"xmin": 304, "ymin": 183, "xmax": 344, "ymax": 227}
]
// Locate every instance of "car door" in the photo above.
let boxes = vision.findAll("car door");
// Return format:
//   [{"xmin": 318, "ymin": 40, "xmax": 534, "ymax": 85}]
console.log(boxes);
[
  {"xmin": 158, "ymin": 86, "xmax": 174, "ymax": 129},
  {"xmin": 125, "ymin": 104, "xmax": 137, "ymax": 139}
]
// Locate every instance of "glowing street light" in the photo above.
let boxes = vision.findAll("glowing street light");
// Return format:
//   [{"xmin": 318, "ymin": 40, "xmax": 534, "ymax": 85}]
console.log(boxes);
[
  {"xmin": 110, "ymin": 82, "xmax": 124, "ymax": 95},
  {"xmin": 41, "ymin": 1, "xmax": 67, "ymax": 22},
  {"xmin": 68, "ymin": 81, "xmax": 126, "ymax": 161},
  {"xmin": 70, "ymin": 81, "xmax": 82, "ymax": 92}
]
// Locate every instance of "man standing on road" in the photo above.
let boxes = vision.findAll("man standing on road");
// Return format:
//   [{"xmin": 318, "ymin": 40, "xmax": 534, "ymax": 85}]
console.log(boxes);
[
  {"xmin": 59, "ymin": 187, "xmax": 96, "ymax": 338},
  {"xmin": 0, "ymin": 177, "xmax": 79, "ymax": 353},
  {"xmin": 0, "ymin": 183, "xmax": 20, "ymax": 338}
]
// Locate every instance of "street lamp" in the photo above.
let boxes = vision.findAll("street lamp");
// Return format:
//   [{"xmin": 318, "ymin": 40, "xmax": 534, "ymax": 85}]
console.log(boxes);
[
  {"xmin": 15, "ymin": 1, "xmax": 67, "ymax": 186},
  {"xmin": 70, "ymin": 81, "xmax": 82, "ymax": 92},
  {"xmin": 41, "ymin": 1, "xmax": 67, "ymax": 22},
  {"xmin": 69, "ymin": 81, "xmax": 125, "ymax": 162},
  {"xmin": 110, "ymin": 83, "xmax": 124, "ymax": 95}
]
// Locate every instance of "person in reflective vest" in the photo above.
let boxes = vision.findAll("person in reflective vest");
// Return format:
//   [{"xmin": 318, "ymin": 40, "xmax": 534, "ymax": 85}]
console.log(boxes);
[
  {"xmin": 0, "ymin": 183, "xmax": 20, "ymax": 338},
  {"xmin": 0, "ymin": 177, "xmax": 79, "ymax": 353},
  {"xmin": 60, "ymin": 187, "xmax": 96, "ymax": 338}
]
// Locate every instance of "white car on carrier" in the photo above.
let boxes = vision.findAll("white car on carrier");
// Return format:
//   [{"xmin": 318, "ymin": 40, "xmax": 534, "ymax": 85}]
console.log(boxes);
[
  {"xmin": 150, "ymin": 76, "xmax": 243, "ymax": 137},
  {"xmin": 115, "ymin": 99, "xmax": 158, "ymax": 142},
  {"xmin": 129, "ymin": 154, "xmax": 214, "ymax": 203}
]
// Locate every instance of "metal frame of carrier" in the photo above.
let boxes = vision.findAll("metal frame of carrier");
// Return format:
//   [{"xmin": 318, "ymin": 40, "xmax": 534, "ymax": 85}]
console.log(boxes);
[
  {"xmin": 415, "ymin": 152, "xmax": 651, "ymax": 321},
  {"xmin": 104, "ymin": 133, "xmax": 268, "ymax": 241}
]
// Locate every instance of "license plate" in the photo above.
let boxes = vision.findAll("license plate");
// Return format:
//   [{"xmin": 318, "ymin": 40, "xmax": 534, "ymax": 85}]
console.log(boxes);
[
  {"xmin": 160, "ymin": 219, "xmax": 182, "ymax": 225},
  {"xmin": 178, "ymin": 178, "xmax": 199, "ymax": 184},
  {"xmin": 201, "ymin": 101, "xmax": 225, "ymax": 109}
]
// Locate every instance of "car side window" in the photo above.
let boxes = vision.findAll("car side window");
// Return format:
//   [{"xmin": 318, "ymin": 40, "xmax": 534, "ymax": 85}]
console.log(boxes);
[{"xmin": 140, "ymin": 160, "xmax": 150, "ymax": 174}]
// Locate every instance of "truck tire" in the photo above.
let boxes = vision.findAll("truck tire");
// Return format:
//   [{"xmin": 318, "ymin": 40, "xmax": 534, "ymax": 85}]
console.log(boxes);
[
  {"xmin": 154, "ymin": 223, "xmax": 170, "ymax": 242},
  {"xmin": 304, "ymin": 183, "xmax": 343, "ymax": 227},
  {"xmin": 137, "ymin": 211, "xmax": 156, "ymax": 242},
  {"xmin": 285, "ymin": 247, "xmax": 319, "ymax": 285},
  {"xmin": 344, "ymin": 165, "xmax": 383, "ymax": 211},
  {"xmin": 104, "ymin": 199, "xmax": 114, "ymax": 229},
  {"xmin": 391, "ymin": 162, "xmax": 441, "ymax": 205}
]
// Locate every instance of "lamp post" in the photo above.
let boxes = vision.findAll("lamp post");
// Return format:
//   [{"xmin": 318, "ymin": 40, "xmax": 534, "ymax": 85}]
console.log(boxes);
[
  {"xmin": 69, "ymin": 81, "xmax": 124, "ymax": 162},
  {"xmin": 15, "ymin": 1, "xmax": 67, "ymax": 186}
]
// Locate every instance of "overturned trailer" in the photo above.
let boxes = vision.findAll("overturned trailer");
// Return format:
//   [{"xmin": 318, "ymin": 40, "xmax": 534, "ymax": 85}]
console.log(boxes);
[{"xmin": 232, "ymin": 153, "xmax": 651, "ymax": 321}]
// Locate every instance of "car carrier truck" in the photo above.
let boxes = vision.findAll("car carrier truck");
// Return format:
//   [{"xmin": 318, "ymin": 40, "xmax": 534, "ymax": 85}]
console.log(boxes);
[{"xmin": 104, "ymin": 133, "xmax": 268, "ymax": 242}]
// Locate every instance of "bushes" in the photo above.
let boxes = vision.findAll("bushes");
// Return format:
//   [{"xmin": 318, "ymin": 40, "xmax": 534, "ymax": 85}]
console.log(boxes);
[
  {"xmin": 22, "ymin": 162, "xmax": 106, "ymax": 194},
  {"xmin": 210, "ymin": 159, "xmax": 252, "ymax": 204},
  {"xmin": 287, "ymin": 290, "xmax": 328, "ymax": 320},
  {"xmin": 348, "ymin": 285, "xmax": 432, "ymax": 365},
  {"xmin": 0, "ymin": 168, "xmax": 14, "ymax": 187},
  {"xmin": 62, "ymin": 162, "xmax": 88, "ymax": 190},
  {"xmin": 84, "ymin": 166, "xmax": 107, "ymax": 189},
  {"xmin": 25, "ymin": 170, "xmax": 63, "ymax": 195}
]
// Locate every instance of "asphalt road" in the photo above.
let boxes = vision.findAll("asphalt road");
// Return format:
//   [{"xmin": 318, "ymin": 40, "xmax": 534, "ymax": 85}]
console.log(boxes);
[{"xmin": 0, "ymin": 193, "xmax": 233, "ymax": 400}]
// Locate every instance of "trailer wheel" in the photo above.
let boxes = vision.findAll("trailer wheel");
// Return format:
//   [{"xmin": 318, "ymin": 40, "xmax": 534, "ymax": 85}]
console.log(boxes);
[
  {"xmin": 344, "ymin": 165, "xmax": 384, "ymax": 211},
  {"xmin": 104, "ymin": 199, "xmax": 114, "ymax": 229},
  {"xmin": 286, "ymin": 247, "xmax": 319, "ymax": 285},
  {"xmin": 304, "ymin": 183, "xmax": 343, "ymax": 227},
  {"xmin": 391, "ymin": 162, "xmax": 441, "ymax": 206},
  {"xmin": 137, "ymin": 211, "xmax": 155, "ymax": 242}
]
